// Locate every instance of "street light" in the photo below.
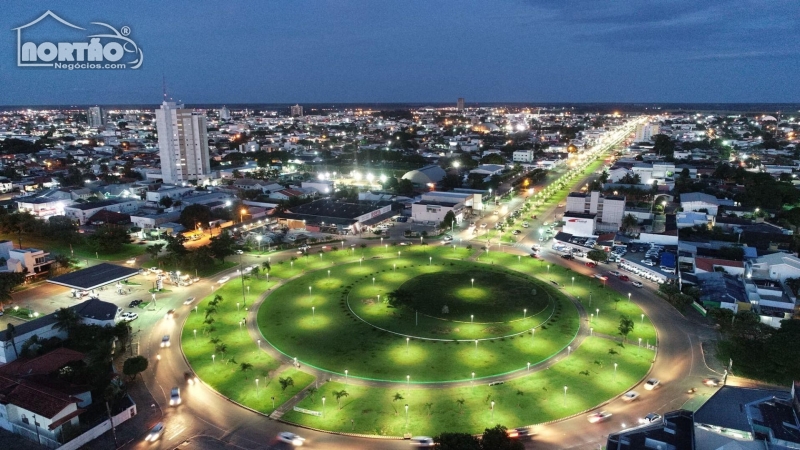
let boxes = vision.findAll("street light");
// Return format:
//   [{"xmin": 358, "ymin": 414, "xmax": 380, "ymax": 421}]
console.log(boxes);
[
  {"xmin": 405, "ymin": 404, "xmax": 409, "ymax": 427},
  {"xmin": 322, "ymin": 396, "xmax": 326, "ymax": 417},
  {"xmin": 471, "ymin": 314, "xmax": 474, "ymax": 323},
  {"xmin": 613, "ymin": 362, "xmax": 618, "ymax": 381},
  {"xmin": 491, "ymin": 400, "xmax": 495, "ymax": 420},
  {"xmin": 523, "ymin": 308, "xmax": 527, "ymax": 319},
  {"xmin": 563, "ymin": 385, "xmax": 568, "ymax": 406},
  {"xmin": 628, "ymin": 293, "xmax": 631, "ymax": 302},
  {"xmin": 345, "ymin": 369, "xmax": 348, "ymax": 384},
  {"xmin": 641, "ymin": 313, "xmax": 645, "ymax": 324},
  {"xmin": 406, "ymin": 337, "xmax": 410, "ymax": 354},
  {"xmin": 471, "ymin": 278, "xmax": 474, "ymax": 288},
  {"xmin": 596, "ymin": 308, "xmax": 599, "ymax": 319},
  {"xmin": 571, "ymin": 276, "xmax": 574, "ymax": 287}
]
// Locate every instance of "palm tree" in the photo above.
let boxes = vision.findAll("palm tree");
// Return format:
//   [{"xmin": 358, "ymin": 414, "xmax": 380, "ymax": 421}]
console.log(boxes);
[
  {"xmin": 252, "ymin": 266, "xmax": 261, "ymax": 279},
  {"xmin": 456, "ymin": 398, "xmax": 465, "ymax": 414},
  {"xmin": 424, "ymin": 402, "xmax": 433, "ymax": 417},
  {"xmin": 53, "ymin": 307, "xmax": 81, "ymax": 339},
  {"xmin": 208, "ymin": 336, "xmax": 221, "ymax": 345},
  {"xmin": 306, "ymin": 386, "xmax": 318, "ymax": 403},
  {"xmin": 279, "ymin": 376, "xmax": 294, "ymax": 391},
  {"xmin": 392, "ymin": 392, "xmax": 404, "ymax": 415},
  {"xmin": 516, "ymin": 390, "xmax": 524, "ymax": 408},
  {"xmin": 333, "ymin": 389, "xmax": 349, "ymax": 409},
  {"xmin": 239, "ymin": 362, "xmax": 253, "ymax": 379},
  {"xmin": 5, "ymin": 323, "xmax": 17, "ymax": 360},
  {"xmin": 214, "ymin": 343, "xmax": 227, "ymax": 359},
  {"xmin": 205, "ymin": 306, "xmax": 217, "ymax": 318}
]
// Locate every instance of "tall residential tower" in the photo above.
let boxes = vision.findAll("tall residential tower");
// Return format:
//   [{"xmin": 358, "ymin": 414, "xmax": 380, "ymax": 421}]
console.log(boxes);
[
  {"xmin": 87, "ymin": 106, "xmax": 104, "ymax": 127},
  {"xmin": 155, "ymin": 101, "xmax": 211, "ymax": 185}
]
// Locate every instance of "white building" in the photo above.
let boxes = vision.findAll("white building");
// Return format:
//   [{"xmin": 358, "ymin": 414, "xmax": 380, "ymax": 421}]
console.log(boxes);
[
  {"xmin": 63, "ymin": 199, "xmax": 140, "ymax": 225},
  {"xmin": 301, "ymin": 180, "xmax": 335, "ymax": 195},
  {"xmin": 155, "ymin": 101, "xmax": 212, "ymax": 185},
  {"xmin": 634, "ymin": 123, "xmax": 659, "ymax": 142},
  {"xmin": 748, "ymin": 253, "xmax": 800, "ymax": 282},
  {"xmin": 290, "ymin": 104, "xmax": 303, "ymax": 117},
  {"xmin": 219, "ymin": 105, "xmax": 231, "ymax": 120},
  {"xmin": 565, "ymin": 191, "xmax": 626, "ymax": 232},
  {"xmin": 680, "ymin": 192, "xmax": 721, "ymax": 216},
  {"xmin": 410, "ymin": 192, "xmax": 473, "ymax": 225},
  {"xmin": 562, "ymin": 213, "xmax": 596, "ymax": 236},
  {"xmin": 87, "ymin": 106, "xmax": 104, "ymax": 127},
  {"xmin": 512, "ymin": 150, "xmax": 535, "ymax": 163}
]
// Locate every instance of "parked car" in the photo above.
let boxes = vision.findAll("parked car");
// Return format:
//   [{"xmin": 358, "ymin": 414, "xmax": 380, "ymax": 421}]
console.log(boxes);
[
  {"xmin": 587, "ymin": 411, "xmax": 613, "ymax": 423},
  {"xmin": 609, "ymin": 271, "xmax": 620, "ymax": 277},
  {"xmin": 121, "ymin": 312, "xmax": 138, "ymax": 322},
  {"xmin": 619, "ymin": 275, "xmax": 629, "ymax": 282},
  {"xmin": 128, "ymin": 299, "xmax": 142, "ymax": 308},
  {"xmin": 235, "ymin": 249, "xmax": 244, "ymax": 255}
]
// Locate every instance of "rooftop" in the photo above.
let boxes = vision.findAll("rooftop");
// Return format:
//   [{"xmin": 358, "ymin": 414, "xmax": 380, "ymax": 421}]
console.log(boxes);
[
  {"xmin": 48, "ymin": 263, "xmax": 140, "ymax": 291},
  {"xmin": 695, "ymin": 385, "xmax": 790, "ymax": 432}
]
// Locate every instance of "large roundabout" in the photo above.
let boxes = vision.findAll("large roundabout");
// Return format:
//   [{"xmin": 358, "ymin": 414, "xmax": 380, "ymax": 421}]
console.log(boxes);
[{"xmin": 182, "ymin": 245, "xmax": 657, "ymax": 437}]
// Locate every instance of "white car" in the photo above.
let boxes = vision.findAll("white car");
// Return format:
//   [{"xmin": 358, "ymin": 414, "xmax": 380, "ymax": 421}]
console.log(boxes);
[
  {"xmin": 480, "ymin": 223, "xmax": 487, "ymax": 229},
  {"xmin": 639, "ymin": 413, "xmax": 662, "ymax": 424},
  {"xmin": 632, "ymin": 281, "xmax": 643, "ymax": 288},
  {"xmin": 122, "ymin": 312, "xmax": 138, "ymax": 322},
  {"xmin": 184, "ymin": 297, "xmax": 196, "ymax": 305},
  {"xmin": 218, "ymin": 276, "xmax": 230, "ymax": 284},
  {"xmin": 644, "ymin": 378, "xmax": 660, "ymax": 390},
  {"xmin": 160, "ymin": 335, "xmax": 171, "ymax": 348},
  {"xmin": 277, "ymin": 431, "xmax": 306, "ymax": 446},
  {"xmin": 169, "ymin": 387, "xmax": 181, "ymax": 405},
  {"xmin": 126, "ymin": 258, "xmax": 136, "ymax": 265},
  {"xmin": 235, "ymin": 249, "xmax": 244, "ymax": 255},
  {"xmin": 587, "ymin": 411, "xmax": 612, "ymax": 423},
  {"xmin": 622, "ymin": 391, "xmax": 640, "ymax": 402},
  {"xmin": 145, "ymin": 423, "xmax": 164, "ymax": 442},
  {"xmin": 410, "ymin": 436, "xmax": 435, "ymax": 447}
]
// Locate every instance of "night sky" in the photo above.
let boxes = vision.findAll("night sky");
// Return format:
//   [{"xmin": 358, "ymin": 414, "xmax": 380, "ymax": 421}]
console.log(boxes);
[{"xmin": 1, "ymin": 0, "xmax": 798, "ymax": 105}]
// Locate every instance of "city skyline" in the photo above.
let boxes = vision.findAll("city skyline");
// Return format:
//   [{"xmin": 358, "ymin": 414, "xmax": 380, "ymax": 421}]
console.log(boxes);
[{"xmin": 1, "ymin": 0, "xmax": 798, "ymax": 106}]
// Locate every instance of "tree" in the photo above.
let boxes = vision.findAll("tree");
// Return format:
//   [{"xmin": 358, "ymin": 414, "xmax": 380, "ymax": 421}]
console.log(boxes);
[
  {"xmin": 145, "ymin": 243, "xmax": 164, "ymax": 261},
  {"xmin": 306, "ymin": 386, "xmax": 318, "ymax": 403},
  {"xmin": 5, "ymin": 323, "xmax": 18, "ymax": 360},
  {"xmin": 239, "ymin": 362, "xmax": 253, "ymax": 379},
  {"xmin": 332, "ymin": 389, "xmax": 349, "ymax": 409},
  {"xmin": 587, "ymin": 248, "xmax": 607, "ymax": 264},
  {"xmin": 482, "ymin": 424, "xmax": 525, "ymax": 450},
  {"xmin": 279, "ymin": 376, "xmax": 294, "ymax": 391},
  {"xmin": 179, "ymin": 204, "xmax": 212, "ymax": 230},
  {"xmin": 0, "ymin": 272, "xmax": 26, "ymax": 304},
  {"xmin": 208, "ymin": 231, "xmax": 236, "ymax": 263},
  {"xmin": 440, "ymin": 210, "xmax": 456, "ymax": 231},
  {"xmin": 652, "ymin": 134, "xmax": 675, "ymax": 158},
  {"xmin": 397, "ymin": 178, "xmax": 414, "ymax": 196},
  {"xmin": 122, "ymin": 355, "xmax": 148, "ymax": 381},
  {"xmin": 621, "ymin": 214, "xmax": 639, "ymax": 236},
  {"xmin": 158, "ymin": 196, "xmax": 174, "ymax": 208},
  {"xmin": 618, "ymin": 315, "xmax": 634, "ymax": 343},
  {"xmin": 214, "ymin": 342, "xmax": 227, "ymax": 359},
  {"xmin": 456, "ymin": 398, "xmax": 465, "ymax": 414},
  {"xmin": 53, "ymin": 307, "xmax": 81, "ymax": 339},
  {"xmin": 424, "ymin": 402, "xmax": 433, "ymax": 417},
  {"xmin": 392, "ymin": 392, "xmax": 404, "ymax": 415},
  {"xmin": 434, "ymin": 432, "xmax": 481, "ymax": 450},
  {"xmin": 163, "ymin": 234, "xmax": 188, "ymax": 261},
  {"xmin": 86, "ymin": 225, "xmax": 131, "ymax": 254}
]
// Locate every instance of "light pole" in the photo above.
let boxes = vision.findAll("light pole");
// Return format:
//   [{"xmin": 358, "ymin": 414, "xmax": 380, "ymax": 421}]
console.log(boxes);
[
  {"xmin": 641, "ymin": 313, "xmax": 645, "ymax": 324},
  {"xmin": 547, "ymin": 264, "xmax": 550, "ymax": 273},
  {"xmin": 628, "ymin": 292, "xmax": 631, "ymax": 302},
  {"xmin": 471, "ymin": 372, "xmax": 475, "ymax": 388},
  {"xmin": 406, "ymin": 337, "xmax": 409, "ymax": 355},
  {"xmin": 590, "ymin": 327, "xmax": 593, "ymax": 336},
  {"xmin": 328, "ymin": 270, "xmax": 331, "ymax": 277},
  {"xmin": 523, "ymin": 308, "xmax": 527, "ymax": 319},
  {"xmin": 345, "ymin": 369, "xmax": 348, "ymax": 385},
  {"xmin": 571, "ymin": 276, "xmax": 574, "ymax": 287},
  {"xmin": 255, "ymin": 378, "xmax": 259, "ymax": 395},
  {"xmin": 527, "ymin": 362, "xmax": 530, "ymax": 371},
  {"xmin": 491, "ymin": 400, "xmax": 495, "ymax": 420},
  {"xmin": 372, "ymin": 277, "xmax": 375, "ymax": 285},
  {"xmin": 531, "ymin": 328, "xmax": 535, "ymax": 341},
  {"xmin": 471, "ymin": 314, "xmax": 474, "ymax": 323},
  {"xmin": 193, "ymin": 329, "xmax": 197, "ymax": 341},
  {"xmin": 613, "ymin": 362, "xmax": 617, "ymax": 382},
  {"xmin": 474, "ymin": 339, "xmax": 478, "ymax": 350},
  {"xmin": 638, "ymin": 337, "xmax": 642, "ymax": 348},
  {"xmin": 405, "ymin": 404, "xmax": 409, "ymax": 427},
  {"xmin": 567, "ymin": 345, "xmax": 571, "ymax": 356},
  {"xmin": 322, "ymin": 396, "xmax": 326, "ymax": 417},
  {"xmin": 407, "ymin": 375, "xmax": 410, "ymax": 390},
  {"xmin": 563, "ymin": 385, "xmax": 568, "ymax": 406},
  {"xmin": 212, "ymin": 354, "xmax": 216, "ymax": 365},
  {"xmin": 596, "ymin": 308, "xmax": 599, "ymax": 319},
  {"xmin": 429, "ymin": 256, "xmax": 432, "ymax": 266},
  {"xmin": 471, "ymin": 278, "xmax": 474, "ymax": 288},
  {"xmin": 312, "ymin": 306, "xmax": 315, "ymax": 321}
]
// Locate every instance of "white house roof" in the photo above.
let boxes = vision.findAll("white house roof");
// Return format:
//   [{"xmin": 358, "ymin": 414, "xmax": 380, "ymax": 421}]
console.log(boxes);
[{"xmin": 681, "ymin": 192, "xmax": 719, "ymax": 205}]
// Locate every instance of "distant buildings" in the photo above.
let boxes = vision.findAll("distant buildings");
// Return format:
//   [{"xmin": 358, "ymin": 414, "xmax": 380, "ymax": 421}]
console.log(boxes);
[
  {"xmin": 402, "ymin": 165, "xmax": 446, "ymax": 188},
  {"xmin": 566, "ymin": 191, "xmax": 626, "ymax": 233},
  {"xmin": 512, "ymin": 150, "xmax": 535, "ymax": 163},
  {"xmin": 457, "ymin": 97, "xmax": 464, "ymax": 111},
  {"xmin": 87, "ymin": 106, "xmax": 104, "ymax": 128},
  {"xmin": 290, "ymin": 104, "xmax": 303, "ymax": 117},
  {"xmin": 634, "ymin": 122, "xmax": 659, "ymax": 142},
  {"xmin": 155, "ymin": 101, "xmax": 212, "ymax": 185},
  {"xmin": 218, "ymin": 105, "xmax": 231, "ymax": 120}
]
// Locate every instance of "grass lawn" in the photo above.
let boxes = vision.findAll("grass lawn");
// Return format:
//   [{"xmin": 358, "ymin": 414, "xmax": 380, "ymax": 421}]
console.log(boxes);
[
  {"xmin": 0, "ymin": 232, "xmax": 147, "ymax": 261},
  {"xmin": 182, "ymin": 276, "xmax": 314, "ymax": 415},
  {"xmin": 282, "ymin": 336, "xmax": 654, "ymax": 436},
  {"xmin": 258, "ymin": 254, "xmax": 580, "ymax": 382},
  {"xmin": 155, "ymin": 260, "xmax": 238, "ymax": 279}
]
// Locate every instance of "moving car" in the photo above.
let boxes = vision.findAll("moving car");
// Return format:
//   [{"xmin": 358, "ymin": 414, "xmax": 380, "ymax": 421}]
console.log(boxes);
[
  {"xmin": 639, "ymin": 413, "xmax": 662, "ymax": 424},
  {"xmin": 126, "ymin": 258, "xmax": 136, "ymax": 265},
  {"xmin": 410, "ymin": 436, "xmax": 434, "ymax": 447},
  {"xmin": 169, "ymin": 387, "xmax": 181, "ymax": 405},
  {"xmin": 277, "ymin": 431, "xmax": 306, "ymax": 446},
  {"xmin": 561, "ymin": 254, "xmax": 574, "ymax": 260},
  {"xmin": 587, "ymin": 411, "xmax": 612, "ymax": 423},
  {"xmin": 632, "ymin": 281, "xmax": 643, "ymax": 288},
  {"xmin": 442, "ymin": 235, "xmax": 453, "ymax": 242},
  {"xmin": 184, "ymin": 297, "xmax": 196, "ymax": 305},
  {"xmin": 594, "ymin": 274, "xmax": 608, "ymax": 281},
  {"xmin": 218, "ymin": 276, "xmax": 230, "ymax": 284},
  {"xmin": 512, "ymin": 230, "xmax": 521, "ymax": 235},
  {"xmin": 184, "ymin": 371, "xmax": 199, "ymax": 385},
  {"xmin": 145, "ymin": 423, "xmax": 164, "ymax": 442},
  {"xmin": 235, "ymin": 249, "xmax": 244, "ymax": 255},
  {"xmin": 128, "ymin": 299, "xmax": 142, "ymax": 308},
  {"xmin": 703, "ymin": 378, "xmax": 721, "ymax": 386},
  {"xmin": 161, "ymin": 335, "xmax": 171, "ymax": 348},
  {"xmin": 165, "ymin": 309, "xmax": 175, "ymax": 319},
  {"xmin": 622, "ymin": 391, "xmax": 640, "ymax": 402},
  {"xmin": 585, "ymin": 262, "xmax": 596, "ymax": 268},
  {"xmin": 619, "ymin": 275, "xmax": 629, "ymax": 282},
  {"xmin": 609, "ymin": 271, "xmax": 620, "ymax": 277},
  {"xmin": 121, "ymin": 312, "xmax": 138, "ymax": 322},
  {"xmin": 644, "ymin": 378, "xmax": 660, "ymax": 390}
]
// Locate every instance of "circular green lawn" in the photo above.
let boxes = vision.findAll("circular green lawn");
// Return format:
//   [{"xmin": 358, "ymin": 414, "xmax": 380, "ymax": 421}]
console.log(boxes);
[{"xmin": 257, "ymin": 256, "xmax": 579, "ymax": 382}]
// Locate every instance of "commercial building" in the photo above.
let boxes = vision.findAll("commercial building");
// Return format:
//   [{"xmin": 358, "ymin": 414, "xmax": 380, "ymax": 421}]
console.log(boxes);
[
  {"xmin": 457, "ymin": 97, "xmax": 464, "ymax": 111},
  {"xmin": 410, "ymin": 191, "xmax": 476, "ymax": 226},
  {"xmin": 562, "ymin": 212, "xmax": 597, "ymax": 236},
  {"xmin": 566, "ymin": 191, "xmax": 626, "ymax": 232},
  {"xmin": 402, "ymin": 165, "xmax": 446, "ymax": 188},
  {"xmin": 155, "ymin": 101, "xmax": 212, "ymax": 185},
  {"xmin": 274, "ymin": 199, "xmax": 396, "ymax": 234},
  {"xmin": 87, "ymin": 106, "xmax": 104, "ymax": 127},
  {"xmin": 607, "ymin": 409, "xmax": 695, "ymax": 450},
  {"xmin": 63, "ymin": 199, "xmax": 141, "ymax": 225},
  {"xmin": 634, "ymin": 123, "xmax": 659, "ymax": 142},
  {"xmin": 290, "ymin": 104, "xmax": 303, "ymax": 117},
  {"xmin": 512, "ymin": 150, "xmax": 535, "ymax": 163},
  {"xmin": 219, "ymin": 105, "xmax": 231, "ymax": 120}
]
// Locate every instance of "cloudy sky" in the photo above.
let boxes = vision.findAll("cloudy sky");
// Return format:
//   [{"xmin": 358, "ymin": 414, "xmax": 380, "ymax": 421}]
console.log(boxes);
[{"xmin": 1, "ymin": 0, "xmax": 798, "ymax": 105}]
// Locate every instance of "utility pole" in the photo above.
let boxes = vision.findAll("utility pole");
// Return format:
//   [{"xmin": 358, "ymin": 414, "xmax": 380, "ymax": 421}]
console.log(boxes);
[{"xmin": 105, "ymin": 401, "xmax": 119, "ymax": 448}]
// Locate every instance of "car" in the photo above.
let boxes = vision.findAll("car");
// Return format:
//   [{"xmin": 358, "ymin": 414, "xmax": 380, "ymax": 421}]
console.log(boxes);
[
  {"xmin": 128, "ymin": 299, "xmax": 142, "ymax": 308},
  {"xmin": 561, "ymin": 254, "xmax": 574, "ymax": 260},
  {"xmin": 126, "ymin": 258, "xmax": 136, "ymax": 265},
  {"xmin": 609, "ymin": 270, "xmax": 620, "ymax": 277},
  {"xmin": 639, "ymin": 413, "xmax": 662, "ymax": 424},
  {"xmin": 277, "ymin": 431, "xmax": 306, "ymax": 446},
  {"xmin": 160, "ymin": 335, "xmax": 170, "ymax": 348},
  {"xmin": 410, "ymin": 436, "xmax": 434, "ymax": 447},
  {"xmin": 145, "ymin": 423, "xmax": 164, "ymax": 442},
  {"xmin": 298, "ymin": 245, "xmax": 310, "ymax": 251},
  {"xmin": 184, "ymin": 297, "xmax": 196, "ymax": 305},
  {"xmin": 643, "ymin": 259, "xmax": 655, "ymax": 267},
  {"xmin": 619, "ymin": 275, "xmax": 629, "ymax": 282},
  {"xmin": 512, "ymin": 230, "xmax": 521, "ymax": 235},
  {"xmin": 480, "ymin": 223, "xmax": 488, "ymax": 229},
  {"xmin": 622, "ymin": 391, "xmax": 640, "ymax": 402},
  {"xmin": 218, "ymin": 276, "xmax": 230, "ymax": 284},
  {"xmin": 703, "ymin": 378, "xmax": 721, "ymax": 386},
  {"xmin": 169, "ymin": 387, "xmax": 181, "ymax": 405},
  {"xmin": 522, "ymin": 222, "xmax": 530, "ymax": 228},
  {"xmin": 632, "ymin": 281, "xmax": 644, "ymax": 288},
  {"xmin": 235, "ymin": 249, "xmax": 244, "ymax": 255},
  {"xmin": 587, "ymin": 411, "xmax": 613, "ymax": 423},
  {"xmin": 442, "ymin": 235, "xmax": 453, "ymax": 242},
  {"xmin": 644, "ymin": 378, "xmax": 660, "ymax": 390},
  {"xmin": 594, "ymin": 274, "xmax": 609, "ymax": 281},
  {"xmin": 399, "ymin": 241, "xmax": 411, "ymax": 246},
  {"xmin": 584, "ymin": 261, "xmax": 596, "ymax": 268},
  {"xmin": 165, "ymin": 309, "xmax": 175, "ymax": 320},
  {"xmin": 122, "ymin": 312, "xmax": 138, "ymax": 322},
  {"xmin": 184, "ymin": 371, "xmax": 199, "ymax": 385},
  {"xmin": 543, "ymin": 222, "xmax": 549, "ymax": 226}
]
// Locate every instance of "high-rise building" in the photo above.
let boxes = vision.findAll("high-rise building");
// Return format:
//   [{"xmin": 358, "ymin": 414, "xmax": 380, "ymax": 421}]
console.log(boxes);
[
  {"xmin": 219, "ymin": 106, "xmax": 231, "ymax": 120},
  {"xmin": 457, "ymin": 98, "xmax": 465, "ymax": 111},
  {"xmin": 635, "ymin": 123, "xmax": 659, "ymax": 142},
  {"xmin": 290, "ymin": 104, "xmax": 303, "ymax": 117},
  {"xmin": 155, "ymin": 101, "xmax": 211, "ymax": 185},
  {"xmin": 566, "ymin": 191, "xmax": 626, "ymax": 232},
  {"xmin": 87, "ymin": 106, "xmax": 104, "ymax": 127}
]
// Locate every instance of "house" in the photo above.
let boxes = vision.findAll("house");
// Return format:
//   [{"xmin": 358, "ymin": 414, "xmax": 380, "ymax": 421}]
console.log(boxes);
[
  {"xmin": 4, "ymin": 248, "xmax": 52, "ymax": 277},
  {"xmin": 681, "ymin": 192, "xmax": 722, "ymax": 216},
  {"xmin": 748, "ymin": 253, "xmax": 800, "ymax": 282},
  {"xmin": 402, "ymin": 165, "xmax": 446, "ymax": 187},
  {"xmin": 63, "ymin": 199, "xmax": 140, "ymax": 225},
  {"xmin": 470, "ymin": 164, "xmax": 505, "ymax": 177},
  {"xmin": 269, "ymin": 189, "xmax": 307, "ymax": 201},
  {"xmin": 607, "ymin": 410, "xmax": 695, "ymax": 450}
]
